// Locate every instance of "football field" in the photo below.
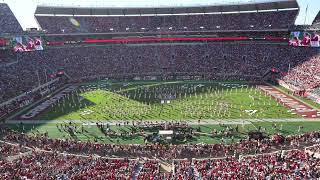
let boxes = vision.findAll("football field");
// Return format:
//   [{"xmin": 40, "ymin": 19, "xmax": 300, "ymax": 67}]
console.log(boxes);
[
  {"xmin": 32, "ymin": 80, "xmax": 298, "ymax": 120},
  {"xmin": 8, "ymin": 80, "xmax": 320, "ymax": 145}
]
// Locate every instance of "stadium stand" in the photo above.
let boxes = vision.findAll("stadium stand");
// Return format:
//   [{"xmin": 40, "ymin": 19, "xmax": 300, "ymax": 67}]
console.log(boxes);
[
  {"xmin": 36, "ymin": 10, "xmax": 298, "ymax": 33},
  {"xmin": 0, "ymin": 149, "xmax": 137, "ymax": 179},
  {"xmin": 10, "ymin": 43, "xmax": 319, "ymax": 83},
  {"xmin": 311, "ymin": 87, "xmax": 320, "ymax": 96},
  {"xmin": 311, "ymin": 12, "xmax": 320, "ymax": 29},
  {"xmin": 1, "ymin": 126, "xmax": 320, "ymax": 179},
  {"xmin": 0, "ymin": 3, "xmax": 23, "ymax": 33},
  {"xmin": 0, "ymin": 51, "xmax": 16, "ymax": 64},
  {"xmin": 0, "ymin": 43, "xmax": 318, "ymax": 113},
  {"xmin": 0, "ymin": 141, "xmax": 29, "ymax": 157},
  {"xmin": 0, "ymin": 53, "xmax": 57, "ymax": 103},
  {"xmin": 176, "ymin": 150, "xmax": 320, "ymax": 179},
  {"xmin": 1, "ymin": 126, "xmax": 320, "ymax": 159},
  {"xmin": 282, "ymin": 55, "xmax": 320, "ymax": 90},
  {"xmin": 1, "ymin": 1, "xmax": 320, "ymax": 179}
]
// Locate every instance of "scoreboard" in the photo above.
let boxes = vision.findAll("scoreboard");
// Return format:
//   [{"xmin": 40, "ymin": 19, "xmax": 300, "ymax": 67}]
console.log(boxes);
[
  {"xmin": 0, "ymin": 35, "xmax": 44, "ymax": 52},
  {"xmin": 289, "ymin": 31, "xmax": 320, "ymax": 47}
]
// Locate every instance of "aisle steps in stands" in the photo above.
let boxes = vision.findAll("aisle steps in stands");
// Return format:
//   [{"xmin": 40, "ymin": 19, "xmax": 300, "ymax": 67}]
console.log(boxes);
[{"xmin": 132, "ymin": 162, "xmax": 143, "ymax": 180}]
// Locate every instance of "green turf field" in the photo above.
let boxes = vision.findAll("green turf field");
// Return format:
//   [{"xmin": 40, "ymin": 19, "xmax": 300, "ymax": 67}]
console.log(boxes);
[
  {"xmin": 33, "ymin": 80, "xmax": 298, "ymax": 120},
  {"xmin": 8, "ymin": 80, "xmax": 320, "ymax": 145},
  {"xmin": 7, "ymin": 121, "xmax": 319, "ymax": 145}
]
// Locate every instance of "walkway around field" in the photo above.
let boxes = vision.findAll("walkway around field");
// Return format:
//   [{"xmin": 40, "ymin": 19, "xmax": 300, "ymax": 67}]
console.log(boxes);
[{"xmin": 4, "ymin": 118, "xmax": 320, "ymax": 125}]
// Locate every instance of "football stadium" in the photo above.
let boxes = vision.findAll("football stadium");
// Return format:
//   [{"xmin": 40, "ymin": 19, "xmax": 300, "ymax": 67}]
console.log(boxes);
[{"xmin": 0, "ymin": 0, "xmax": 320, "ymax": 179}]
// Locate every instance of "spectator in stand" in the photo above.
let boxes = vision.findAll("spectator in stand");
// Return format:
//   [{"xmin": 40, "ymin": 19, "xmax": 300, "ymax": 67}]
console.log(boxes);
[
  {"xmin": 1, "ymin": 126, "xmax": 320, "ymax": 160},
  {"xmin": 1, "ymin": 43, "xmax": 319, "ymax": 118},
  {"xmin": 36, "ymin": 10, "xmax": 298, "ymax": 33},
  {"xmin": 0, "ymin": 3, "xmax": 23, "ymax": 34},
  {"xmin": 282, "ymin": 55, "xmax": 320, "ymax": 91},
  {"xmin": 1, "ymin": 126, "xmax": 320, "ymax": 179}
]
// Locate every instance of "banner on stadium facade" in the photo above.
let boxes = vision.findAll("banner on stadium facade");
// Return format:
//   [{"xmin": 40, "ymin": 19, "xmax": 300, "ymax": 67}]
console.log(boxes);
[
  {"xmin": 289, "ymin": 31, "xmax": 320, "ymax": 47},
  {"xmin": 11, "ymin": 36, "xmax": 44, "ymax": 52}
]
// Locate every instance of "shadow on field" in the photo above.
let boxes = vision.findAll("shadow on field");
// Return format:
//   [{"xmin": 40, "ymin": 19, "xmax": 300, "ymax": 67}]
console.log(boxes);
[
  {"xmin": 35, "ymin": 97, "xmax": 97, "ymax": 121},
  {"xmin": 8, "ymin": 96, "xmax": 97, "ymax": 135},
  {"xmin": 115, "ymin": 81, "xmax": 249, "ymax": 105}
]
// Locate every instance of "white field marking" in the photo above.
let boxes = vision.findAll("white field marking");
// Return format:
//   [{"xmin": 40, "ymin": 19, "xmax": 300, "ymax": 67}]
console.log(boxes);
[{"xmin": 7, "ymin": 118, "xmax": 320, "ymax": 125}]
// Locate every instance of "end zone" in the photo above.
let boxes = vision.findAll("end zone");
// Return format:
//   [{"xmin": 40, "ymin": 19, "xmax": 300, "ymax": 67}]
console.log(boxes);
[{"xmin": 257, "ymin": 84, "xmax": 320, "ymax": 118}]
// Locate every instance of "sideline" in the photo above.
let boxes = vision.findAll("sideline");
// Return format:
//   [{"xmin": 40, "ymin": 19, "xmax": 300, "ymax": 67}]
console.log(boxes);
[
  {"xmin": 4, "ymin": 118, "xmax": 320, "ymax": 125},
  {"xmin": 6, "ymin": 84, "xmax": 70, "ymax": 121}
]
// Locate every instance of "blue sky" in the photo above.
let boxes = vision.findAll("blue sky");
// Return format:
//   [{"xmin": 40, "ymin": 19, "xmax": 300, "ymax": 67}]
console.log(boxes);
[{"xmin": 2, "ymin": 0, "xmax": 320, "ymax": 29}]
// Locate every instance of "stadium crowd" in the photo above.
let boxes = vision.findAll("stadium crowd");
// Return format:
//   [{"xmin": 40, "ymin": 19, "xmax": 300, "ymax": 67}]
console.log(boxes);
[
  {"xmin": 0, "ymin": 3, "xmax": 23, "ymax": 34},
  {"xmin": 1, "ymin": 43, "xmax": 319, "ymax": 111},
  {"xmin": 36, "ymin": 10, "xmax": 297, "ymax": 33},
  {"xmin": 0, "ymin": 141, "xmax": 29, "ymax": 158},
  {"xmin": 282, "ymin": 55, "xmax": 320, "ymax": 91},
  {"xmin": 0, "ymin": 78, "xmax": 65, "ymax": 120},
  {"xmin": 1, "ymin": 126, "xmax": 320, "ymax": 179},
  {"xmin": 175, "ymin": 150, "xmax": 320, "ymax": 179},
  {"xmin": 306, "ymin": 144, "xmax": 320, "ymax": 154},
  {"xmin": 17, "ymin": 43, "xmax": 320, "ymax": 84},
  {"xmin": 1, "ymin": 126, "xmax": 320, "ymax": 159},
  {"xmin": 0, "ymin": 150, "xmax": 139, "ymax": 179},
  {"xmin": 0, "ymin": 55, "xmax": 55, "ymax": 102}
]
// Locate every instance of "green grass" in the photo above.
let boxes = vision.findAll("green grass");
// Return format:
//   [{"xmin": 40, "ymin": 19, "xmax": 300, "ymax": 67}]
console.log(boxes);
[
  {"xmin": 33, "ymin": 80, "xmax": 298, "ymax": 120},
  {"xmin": 8, "ymin": 80, "xmax": 320, "ymax": 146},
  {"xmin": 7, "ymin": 121, "xmax": 320, "ymax": 145}
]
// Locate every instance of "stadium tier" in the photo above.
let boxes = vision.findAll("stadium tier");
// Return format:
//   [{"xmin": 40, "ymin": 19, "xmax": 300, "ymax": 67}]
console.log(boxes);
[
  {"xmin": 282, "ymin": 55, "xmax": 320, "ymax": 90},
  {"xmin": 1, "ymin": 127, "xmax": 320, "ymax": 179},
  {"xmin": 36, "ymin": 10, "xmax": 298, "ymax": 33},
  {"xmin": 0, "ymin": 50, "xmax": 16, "ymax": 64},
  {"xmin": 313, "ymin": 12, "xmax": 320, "ymax": 29},
  {"xmin": 0, "ymin": 3, "xmax": 23, "ymax": 34},
  {"xmin": 0, "ymin": 44, "xmax": 318, "ymax": 103},
  {"xmin": 0, "ymin": 55, "xmax": 56, "ymax": 103},
  {"xmin": 0, "ymin": 43, "xmax": 319, "ymax": 120}
]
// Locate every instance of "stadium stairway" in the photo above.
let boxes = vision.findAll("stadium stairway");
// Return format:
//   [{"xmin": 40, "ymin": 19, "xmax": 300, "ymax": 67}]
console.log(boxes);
[
  {"xmin": 45, "ymin": 64, "xmax": 73, "ymax": 80},
  {"xmin": 61, "ymin": 71, "xmax": 72, "ymax": 80},
  {"xmin": 191, "ymin": 163, "xmax": 201, "ymax": 180},
  {"xmin": 262, "ymin": 69, "xmax": 272, "ymax": 79},
  {"xmin": 132, "ymin": 162, "xmax": 143, "ymax": 180},
  {"xmin": 159, "ymin": 159, "xmax": 173, "ymax": 173}
]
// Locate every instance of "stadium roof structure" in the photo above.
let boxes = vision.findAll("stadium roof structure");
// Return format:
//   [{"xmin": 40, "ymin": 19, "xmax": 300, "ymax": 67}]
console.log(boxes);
[{"xmin": 35, "ymin": 0, "xmax": 298, "ymax": 16}]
